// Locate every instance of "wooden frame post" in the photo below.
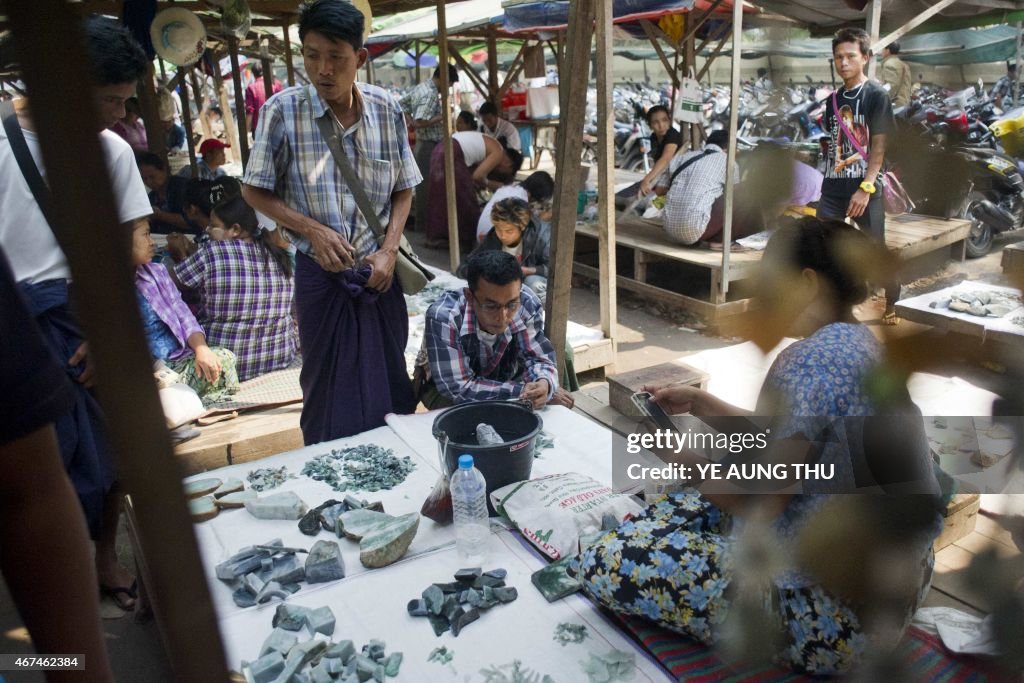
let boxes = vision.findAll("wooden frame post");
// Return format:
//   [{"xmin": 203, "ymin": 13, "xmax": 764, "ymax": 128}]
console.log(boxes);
[
  {"xmin": 228, "ymin": 36, "xmax": 250, "ymax": 168},
  {"xmin": 260, "ymin": 36, "xmax": 275, "ymax": 105},
  {"xmin": 214, "ymin": 62, "xmax": 241, "ymax": 162},
  {"xmin": 4, "ymin": 3, "xmax": 228, "ymax": 679},
  {"xmin": 596, "ymin": 0, "xmax": 617, "ymax": 369},
  {"xmin": 177, "ymin": 70, "xmax": 197, "ymax": 178},
  {"xmin": 1016, "ymin": 21, "xmax": 1023, "ymax": 107},
  {"xmin": 721, "ymin": 0, "xmax": 744, "ymax": 300},
  {"xmin": 487, "ymin": 26, "xmax": 500, "ymax": 107},
  {"xmin": 138, "ymin": 62, "xmax": 167, "ymax": 160},
  {"xmin": 546, "ymin": 1, "xmax": 596, "ymax": 376},
  {"xmin": 437, "ymin": 1, "xmax": 460, "ymax": 271},
  {"xmin": 190, "ymin": 69, "xmax": 213, "ymax": 142},
  {"xmin": 283, "ymin": 20, "xmax": 296, "ymax": 86},
  {"xmin": 865, "ymin": 0, "xmax": 882, "ymax": 80}
]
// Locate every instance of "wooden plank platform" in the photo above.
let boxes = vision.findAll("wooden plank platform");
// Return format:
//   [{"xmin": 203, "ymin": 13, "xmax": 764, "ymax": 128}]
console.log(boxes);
[
  {"xmin": 175, "ymin": 404, "xmax": 303, "ymax": 475},
  {"xmin": 1003, "ymin": 241, "xmax": 1024, "ymax": 275},
  {"xmin": 574, "ymin": 213, "xmax": 971, "ymax": 323}
]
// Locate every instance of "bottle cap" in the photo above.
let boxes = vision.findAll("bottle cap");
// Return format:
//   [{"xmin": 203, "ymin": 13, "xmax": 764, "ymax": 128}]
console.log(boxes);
[{"xmin": 458, "ymin": 454, "xmax": 474, "ymax": 470}]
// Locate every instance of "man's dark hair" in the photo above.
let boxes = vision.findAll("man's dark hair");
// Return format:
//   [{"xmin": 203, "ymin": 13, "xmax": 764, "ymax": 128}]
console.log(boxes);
[
  {"xmin": 466, "ymin": 250, "xmax": 523, "ymax": 291},
  {"xmin": 756, "ymin": 67, "xmax": 768, "ymax": 78},
  {"xmin": 457, "ymin": 111, "xmax": 477, "ymax": 130},
  {"xmin": 707, "ymin": 129, "xmax": 730, "ymax": 148},
  {"xmin": 1009, "ymin": 62, "xmax": 1018, "ymax": 73},
  {"xmin": 299, "ymin": 0, "xmax": 365, "ymax": 51},
  {"xmin": 479, "ymin": 101, "xmax": 498, "ymax": 117},
  {"xmin": 252, "ymin": 63, "xmax": 263, "ymax": 77},
  {"xmin": 887, "ymin": 41, "xmax": 901, "ymax": 55},
  {"xmin": 832, "ymin": 27, "xmax": 871, "ymax": 57},
  {"xmin": 432, "ymin": 64, "xmax": 459, "ymax": 84},
  {"xmin": 135, "ymin": 151, "xmax": 167, "ymax": 171},
  {"xmin": 185, "ymin": 179, "xmax": 216, "ymax": 216},
  {"xmin": 521, "ymin": 171, "xmax": 554, "ymax": 203},
  {"xmin": 84, "ymin": 16, "xmax": 147, "ymax": 86}
]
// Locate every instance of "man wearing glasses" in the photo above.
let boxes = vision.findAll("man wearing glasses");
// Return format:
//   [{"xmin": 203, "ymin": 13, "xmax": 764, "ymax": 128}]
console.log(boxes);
[{"xmin": 418, "ymin": 250, "xmax": 570, "ymax": 410}]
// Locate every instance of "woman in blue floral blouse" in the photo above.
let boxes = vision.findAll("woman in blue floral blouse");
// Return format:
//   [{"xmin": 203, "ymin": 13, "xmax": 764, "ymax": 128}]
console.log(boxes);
[{"xmin": 579, "ymin": 217, "xmax": 943, "ymax": 676}]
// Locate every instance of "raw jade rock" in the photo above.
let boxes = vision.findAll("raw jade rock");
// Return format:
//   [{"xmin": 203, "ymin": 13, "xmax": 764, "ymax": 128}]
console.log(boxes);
[
  {"xmin": 259, "ymin": 627, "xmax": 298, "ymax": 657},
  {"xmin": 184, "ymin": 477, "xmax": 222, "ymax": 498},
  {"xmin": 454, "ymin": 567, "xmax": 482, "ymax": 583},
  {"xmin": 268, "ymin": 554, "xmax": 305, "ymax": 584},
  {"xmin": 305, "ymin": 540, "xmax": 345, "ymax": 583},
  {"xmin": 245, "ymin": 491, "xmax": 308, "ymax": 520},
  {"xmin": 247, "ymin": 651, "xmax": 284, "ymax": 683},
  {"xmin": 310, "ymin": 661, "xmax": 333, "ymax": 683},
  {"xmin": 324, "ymin": 640, "xmax": 355, "ymax": 663},
  {"xmin": 319, "ymin": 503, "xmax": 348, "ymax": 532},
  {"xmin": 213, "ymin": 478, "xmax": 244, "ymax": 498},
  {"xmin": 215, "ymin": 490, "xmax": 258, "ymax": 509},
  {"xmin": 272, "ymin": 604, "xmax": 310, "ymax": 631},
  {"xmin": 232, "ymin": 587, "xmax": 257, "ymax": 608},
  {"xmin": 336, "ymin": 509, "xmax": 392, "ymax": 540},
  {"xmin": 255, "ymin": 580, "xmax": 292, "ymax": 604},
  {"xmin": 384, "ymin": 652, "xmax": 403, "ymax": 677},
  {"xmin": 305, "ymin": 606, "xmax": 336, "ymax": 636},
  {"xmin": 358, "ymin": 513, "xmax": 419, "ymax": 568}
]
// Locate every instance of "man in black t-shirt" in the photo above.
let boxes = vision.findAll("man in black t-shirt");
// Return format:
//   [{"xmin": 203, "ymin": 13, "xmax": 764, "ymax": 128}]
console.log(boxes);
[{"xmin": 820, "ymin": 27, "xmax": 900, "ymax": 324}]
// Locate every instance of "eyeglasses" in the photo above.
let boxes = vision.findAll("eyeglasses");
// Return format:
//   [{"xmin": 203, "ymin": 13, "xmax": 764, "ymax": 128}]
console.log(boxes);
[{"xmin": 472, "ymin": 292, "xmax": 520, "ymax": 314}]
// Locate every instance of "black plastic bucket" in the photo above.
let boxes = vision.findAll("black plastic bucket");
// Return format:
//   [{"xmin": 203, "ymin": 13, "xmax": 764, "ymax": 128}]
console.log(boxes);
[{"xmin": 432, "ymin": 400, "xmax": 543, "ymax": 504}]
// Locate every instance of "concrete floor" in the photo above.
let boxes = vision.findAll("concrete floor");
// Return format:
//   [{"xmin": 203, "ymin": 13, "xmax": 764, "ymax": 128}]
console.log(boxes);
[{"xmin": 1, "ymin": 207, "xmax": 1018, "ymax": 680}]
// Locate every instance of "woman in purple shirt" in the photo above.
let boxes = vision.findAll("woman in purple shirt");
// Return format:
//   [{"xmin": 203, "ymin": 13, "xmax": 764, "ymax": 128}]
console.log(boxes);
[{"xmin": 132, "ymin": 222, "xmax": 239, "ymax": 403}]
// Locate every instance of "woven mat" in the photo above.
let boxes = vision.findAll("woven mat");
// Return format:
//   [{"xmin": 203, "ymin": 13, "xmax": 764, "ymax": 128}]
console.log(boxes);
[
  {"xmin": 617, "ymin": 614, "xmax": 1014, "ymax": 682},
  {"xmin": 203, "ymin": 365, "xmax": 302, "ymax": 414}
]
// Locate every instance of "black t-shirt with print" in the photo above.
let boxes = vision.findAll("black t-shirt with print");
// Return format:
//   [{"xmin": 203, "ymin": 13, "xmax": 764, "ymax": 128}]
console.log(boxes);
[{"xmin": 822, "ymin": 80, "xmax": 894, "ymax": 195}]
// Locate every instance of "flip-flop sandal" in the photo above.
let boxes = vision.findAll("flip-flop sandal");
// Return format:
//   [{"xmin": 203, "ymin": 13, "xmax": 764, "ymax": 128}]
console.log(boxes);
[
  {"xmin": 100, "ymin": 580, "xmax": 138, "ymax": 611},
  {"xmin": 882, "ymin": 310, "xmax": 901, "ymax": 326}
]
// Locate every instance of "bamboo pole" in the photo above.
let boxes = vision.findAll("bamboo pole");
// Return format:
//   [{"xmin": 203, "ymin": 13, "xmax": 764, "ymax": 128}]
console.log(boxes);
[
  {"xmin": 190, "ymin": 69, "xmax": 213, "ymax": 142},
  {"xmin": 138, "ymin": 62, "xmax": 167, "ymax": 159},
  {"xmin": 214, "ymin": 65, "xmax": 241, "ymax": 163},
  {"xmin": 865, "ymin": 0, "xmax": 882, "ymax": 80},
  {"xmin": 487, "ymin": 26, "xmax": 499, "ymax": 107}
]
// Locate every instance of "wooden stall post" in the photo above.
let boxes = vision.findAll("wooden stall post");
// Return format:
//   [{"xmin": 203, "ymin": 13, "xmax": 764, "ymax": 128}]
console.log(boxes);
[
  {"xmin": 546, "ymin": 1, "xmax": 596, "ymax": 376},
  {"xmin": 283, "ymin": 20, "xmax": 296, "ymax": 87},
  {"xmin": 214, "ymin": 64, "xmax": 242, "ymax": 162},
  {"xmin": 865, "ymin": 0, "xmax": 881, "ymax": 80},
  {"xmin": 437, "ymin": 1, "xmax": 460, "ymax": 271},
  {"xmin": 4, "ymin": 3, "xmax": 229, "ymax": 679},
  {"xmin": 138, "ymin": 62, "xmax": 167, "ymax": 159},
  {"xmin": 488, "ymin": 26, "xmax": 500, "ymax": 107},
  {"xmin": 260, "ymin": 37, "xmax": 275, "ymax": 103},
  {"xmin": 720, "ymin": 0, "xmax": 744, "ymax": 300},
  {"xmin": 177, "ymin": 71, "xmax": 197, "ymax": 178},
  {"xmin": 1016, "ymin": 22, "xmax": 1022, "ymax": 107},
  {"xmin": 228, "ymin": 36, "xmax": 250, "ymax": 167},
  {"xmin": 190, "ymin": 69, "xmax": 213, "ymax": 142},
  {"xmin": 596, "ymin": 0, "xmax": 617, "ymax": 368}
]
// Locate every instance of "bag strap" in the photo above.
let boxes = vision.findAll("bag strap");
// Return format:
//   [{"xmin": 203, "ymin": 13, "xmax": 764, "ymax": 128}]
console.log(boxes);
[
  {"xmin": 830, "ymin": 89, "xmax": 870, "ymax": 162},
  {"xmin": 1, "ymin": 100, "xmax": 59, "ymax": 230},
  {"xmin": 308, "ymin": 93, "xmax": 387, "ymax": 243},
  {"xmin": 669, "ymin": 147, "xmax": 717, "ymax": 185}
]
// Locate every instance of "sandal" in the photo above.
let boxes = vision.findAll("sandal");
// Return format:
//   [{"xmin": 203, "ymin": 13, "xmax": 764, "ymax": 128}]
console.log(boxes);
[
  {"xmin": 100, "ymin": 580, "xmax": 138, "ymax": 611},
  {"xmin": 881, "ymin": 309, "xmax": 901, "ymax": 326}
]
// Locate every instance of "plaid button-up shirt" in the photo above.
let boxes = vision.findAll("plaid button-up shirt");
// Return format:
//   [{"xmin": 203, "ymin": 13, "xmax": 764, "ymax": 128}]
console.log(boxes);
[
  {"xmin": 398, "ymin": 80, "xmax": 444, "ymax": 142},
  {"xmin": 175, "ymin": 240, "xmax": 297, "ymax": 381},
  {"xmin": 656, "ymin": 144, "xmax": 736, "ymax": 245},
  {"xmin": 244, "ymin": 83, "xmax": 421, "ymax": 262},
  {"xmin": 421, "ymin": 288, "xmax": 558, "ymax": 403}
]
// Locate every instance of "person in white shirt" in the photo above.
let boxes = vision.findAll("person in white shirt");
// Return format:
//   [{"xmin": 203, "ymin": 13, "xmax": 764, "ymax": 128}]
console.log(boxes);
[{"xmin": 478, "ymin": 101, "xmax": 522, "ymax": 152}]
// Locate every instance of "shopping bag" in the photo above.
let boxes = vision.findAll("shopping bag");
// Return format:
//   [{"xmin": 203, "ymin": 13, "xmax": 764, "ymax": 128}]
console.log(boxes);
[{"xmin": 673, "ymin": 68, "xmax": 704, "ymax": 125}]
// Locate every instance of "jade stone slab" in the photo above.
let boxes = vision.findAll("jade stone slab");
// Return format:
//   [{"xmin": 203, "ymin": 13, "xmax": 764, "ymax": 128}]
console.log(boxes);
[
  {"xmin": 185, "ymin": 477, "xmax": 221, "ymax": 498},
  {"xmin": 359, "ymin": 513, "xmax": 419, "ymax": 569},
  {"xmin": 245, "ymin": 491, "xmax": 308, "ymax": 520}
]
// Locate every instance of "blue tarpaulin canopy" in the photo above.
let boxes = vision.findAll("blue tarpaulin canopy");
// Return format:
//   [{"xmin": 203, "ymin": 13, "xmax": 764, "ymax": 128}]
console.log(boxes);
[{"xmin": 501, "ymin": 0, "xmax": 696, "ymax": 33}]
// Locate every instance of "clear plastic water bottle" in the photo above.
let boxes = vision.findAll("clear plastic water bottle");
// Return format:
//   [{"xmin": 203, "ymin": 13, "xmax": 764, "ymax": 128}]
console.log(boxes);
[{"xmin": 451, "ymin": 454, "xmax": 489, "ymax": 562}]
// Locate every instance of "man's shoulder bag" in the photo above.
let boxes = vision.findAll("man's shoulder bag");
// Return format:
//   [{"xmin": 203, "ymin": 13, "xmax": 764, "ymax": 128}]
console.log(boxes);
[{"xmin": 311, "ymin": 104, "xmax": 434, "ymax": 294}]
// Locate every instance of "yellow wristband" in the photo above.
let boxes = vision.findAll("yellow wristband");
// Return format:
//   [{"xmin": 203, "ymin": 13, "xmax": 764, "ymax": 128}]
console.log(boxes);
[{"xmin": 859, "ymin": 181, "xmax": 876, "ymax": 194}]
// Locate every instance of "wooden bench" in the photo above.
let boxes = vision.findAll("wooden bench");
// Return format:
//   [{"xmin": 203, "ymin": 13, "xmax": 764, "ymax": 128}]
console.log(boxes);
[
  {"xmin": 574, "ymin": 213, "xmax": 972, "ymax": 323},
  {"xmin": 1003, "ymin": 241, "xmax": 1024, "ymax": 275}
]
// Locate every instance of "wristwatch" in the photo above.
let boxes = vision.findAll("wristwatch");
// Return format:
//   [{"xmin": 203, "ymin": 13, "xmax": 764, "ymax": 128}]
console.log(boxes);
[{"xmin": 859, "ymin": 180, "xmax": 877, "ymax": 194}]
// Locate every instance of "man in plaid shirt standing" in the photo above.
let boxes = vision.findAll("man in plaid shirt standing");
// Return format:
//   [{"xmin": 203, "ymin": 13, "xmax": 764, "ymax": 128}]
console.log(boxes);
[
  {"xmin": 242, "ymin": 0, "xmax": 421, "ymax": 443},
  {"xmin": 399, "ymin": 64, "xmax": 458, "ymax": 232}
]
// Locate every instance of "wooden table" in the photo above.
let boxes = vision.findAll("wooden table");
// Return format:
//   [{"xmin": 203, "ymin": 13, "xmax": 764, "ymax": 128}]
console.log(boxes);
[{"xmin": 895, "ymin": 282, "xmax": 1024, "ymax": 348}]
